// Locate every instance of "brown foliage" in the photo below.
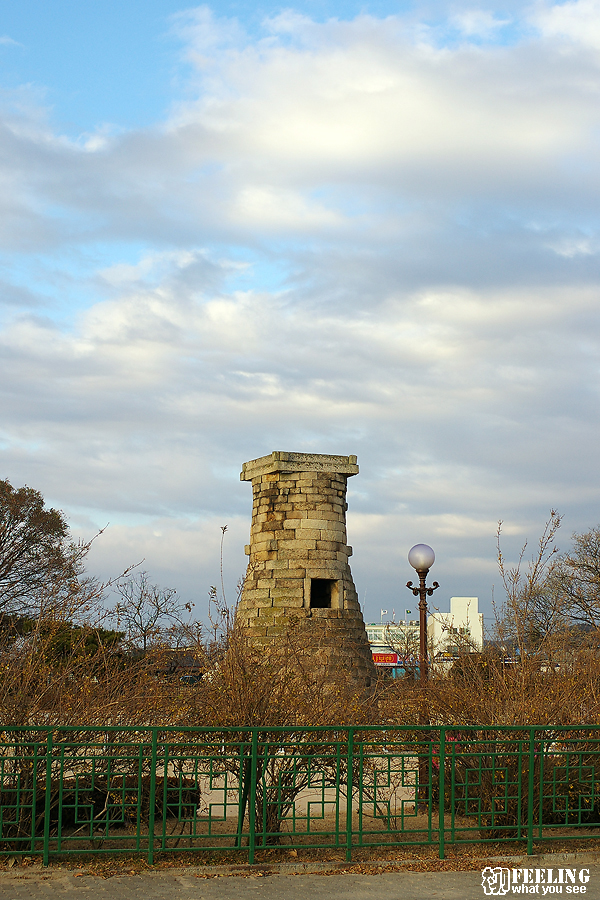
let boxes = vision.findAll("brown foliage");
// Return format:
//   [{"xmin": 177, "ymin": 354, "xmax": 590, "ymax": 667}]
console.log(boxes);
[
  {"xmin": 0, "ymin": 479, "xmax": 76, "ymax": 613},
  {"xmin": 9, "ymin": 506, "xmax": 600, "ymax": 734},
  {"xmin": 178, "ymin": 617, "xmax": 379, "ymax": 729}
]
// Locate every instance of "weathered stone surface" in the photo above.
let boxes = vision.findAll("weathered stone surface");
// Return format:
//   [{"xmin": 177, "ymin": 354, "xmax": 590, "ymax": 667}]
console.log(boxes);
[{"xmin": 237, "ymin": 451, "xmax": 376, "ymax": 688}]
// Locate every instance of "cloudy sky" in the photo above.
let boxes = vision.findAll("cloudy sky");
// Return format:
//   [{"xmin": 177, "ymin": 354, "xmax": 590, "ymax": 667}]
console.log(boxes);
[{"xmin": 1, "ymin": 0, "xmax": 599, "ymax": 626}]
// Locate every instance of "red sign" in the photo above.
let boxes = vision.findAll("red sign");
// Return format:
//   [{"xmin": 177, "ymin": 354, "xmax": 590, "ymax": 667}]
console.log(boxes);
[{"xmin": 372, "ymin": 651, "xmax": 398, "ymax": 666}]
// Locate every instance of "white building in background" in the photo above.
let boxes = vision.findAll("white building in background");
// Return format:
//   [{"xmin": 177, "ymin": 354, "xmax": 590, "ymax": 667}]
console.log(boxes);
[
  {"xmin": 365, "ymin": 620, "xmax": 419, "ymax": 647},
  {"xmin": 428, "ymin": 596, "xmax": 483, "ymax": 657},
  {"xmin": 366, "ymin": 597, "xmax": 483, "ymax": 672},
  {"xmin": 365, "ymin": 620, "xmax": 420, "ymax": 674}
]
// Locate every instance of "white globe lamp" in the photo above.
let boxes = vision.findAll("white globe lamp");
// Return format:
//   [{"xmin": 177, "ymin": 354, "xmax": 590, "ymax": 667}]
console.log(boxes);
[{"xmin": 408, "ymin": 543, "xmax": 435, "ymax": 571}]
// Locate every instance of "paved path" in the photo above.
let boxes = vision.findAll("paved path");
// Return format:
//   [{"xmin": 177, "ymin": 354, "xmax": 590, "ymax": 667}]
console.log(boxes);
[{"xmin": 1, "ymin": 866, "xmax": 600, "ymax": 900}]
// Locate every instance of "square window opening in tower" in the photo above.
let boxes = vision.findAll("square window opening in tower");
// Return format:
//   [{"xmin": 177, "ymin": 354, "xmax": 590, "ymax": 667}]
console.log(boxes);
[{"xmin": 310, "ymin": 578, "xmax": 337, "ymax": 609}]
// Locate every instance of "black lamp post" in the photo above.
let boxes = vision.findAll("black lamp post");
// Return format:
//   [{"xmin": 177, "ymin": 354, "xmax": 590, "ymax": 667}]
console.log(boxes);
[
  {"xmin": 406, "ymin": 543, "xmax": 439, "ymax": 685},
  {"xmin": 406, "ymin": 543, "xmax": 439, "ymax": 810}
]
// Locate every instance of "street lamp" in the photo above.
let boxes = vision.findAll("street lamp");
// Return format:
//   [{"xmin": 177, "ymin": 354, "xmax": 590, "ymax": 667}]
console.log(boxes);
[
  {"xmin": 406, "ymin": 544, "xmax": 439, "ymax": 685},
  {"xmin": 406, "ymin": 544, "xmax": 439, "ymax": 811}
]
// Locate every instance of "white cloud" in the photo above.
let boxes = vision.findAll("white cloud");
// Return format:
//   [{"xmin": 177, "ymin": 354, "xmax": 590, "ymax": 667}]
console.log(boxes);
[
  {"xmin": 534, "ymin": 0, "xmax": 600, "ymax": 51},
  {"xmin": 546, "ymin": 235, "xmax": 599, "ymax": 257},
  {"xmin": 450, "ymin": 10, "xmax": 512, "ymax": 38},
  {"xmin": 232, "ymin": 185, "xmax": 344, "ymax": 230},
  {"xmin": 164, "ymin": 8, "xmax": 597, "ymax": 200}
]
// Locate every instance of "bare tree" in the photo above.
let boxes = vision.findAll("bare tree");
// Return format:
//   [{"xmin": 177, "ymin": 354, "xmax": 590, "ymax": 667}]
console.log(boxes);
[
  {"xmin": 495, "ymin": 510, "xmax": 564, "ymax": 655},
  {"xmin": 380, "ymin": 623, "xmax": 420, "ymax": 678},
  {"xmin": 551, "ymin": 526, "xmax": 600, "ymax": 628},
  {"xmin": 108, "ymin": 571, "xmax": 194, "ymax": 651}
]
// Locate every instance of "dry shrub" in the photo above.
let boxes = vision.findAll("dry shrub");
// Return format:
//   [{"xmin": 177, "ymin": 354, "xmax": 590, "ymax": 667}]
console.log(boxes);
[{"xmin": 180, "ymin": 616, "xmax": 379, "ymax": 729}]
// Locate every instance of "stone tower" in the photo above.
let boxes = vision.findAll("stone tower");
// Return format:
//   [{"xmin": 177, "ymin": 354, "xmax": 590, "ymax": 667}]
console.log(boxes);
[{"xmin": 237, "ymin": 451, "xmax": 376, "ymax": 687}]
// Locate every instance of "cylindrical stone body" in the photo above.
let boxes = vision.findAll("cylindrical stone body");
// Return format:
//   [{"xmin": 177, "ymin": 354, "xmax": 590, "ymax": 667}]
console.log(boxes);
[{"xmin": 237, "ymin": 451, "xmax": 376, "ymax": 687}]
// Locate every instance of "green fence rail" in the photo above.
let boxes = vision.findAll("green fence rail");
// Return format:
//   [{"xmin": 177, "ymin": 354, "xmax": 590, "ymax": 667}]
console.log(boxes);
[{"xmin": 1, "ymin": 724, "xmax": 600, "ymax": 865}]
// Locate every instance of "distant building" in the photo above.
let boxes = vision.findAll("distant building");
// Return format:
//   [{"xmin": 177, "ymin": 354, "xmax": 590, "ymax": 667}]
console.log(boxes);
[
  {"xmin": 366, "ymin": 621, "xmax": 420, "ymax": 677},
  {"xmin": 366, "ymin": 596, "xmax": 483, "ymax": 675},
  {"xmin": 366, "ymin": 621, "xmax": 419, "ymax": 646},
  {"xmin": 428, "ymin": 597, "xmax": 483, "ymax": 657}
]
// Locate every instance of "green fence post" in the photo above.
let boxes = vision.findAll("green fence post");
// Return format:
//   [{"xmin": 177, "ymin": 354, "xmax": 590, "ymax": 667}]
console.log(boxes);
[
  {"xmin": 147, "ymin": 729, "xmax": 158, "ymax": 865},
  {"xmin": 527, "ymin": 728, "xmax": 535, "ymax": 856},
  {"xmin": 438, "ymin": 728, "xmax": 445, "ymax": 860},
  {"xmin": 30, "ymin": 736, "xmax": 40, "ymax": 855},
  {"xmin": 346, "ymin": 727, "xmax": 354, "ymax": 862},
  {"xmin": 42, "ymin": 731, "xmax": 53, "ymax": 867},
  {"xmin": 334, "ymin": 737, "xmax": 342, "ymax": 848},
  {"xmin": 248, "ymin": 729, "xmax": 258, "ymax": 865},
  {"xmin": 236, "ymin": 747, "xmax": 250, "ymax": 849}
]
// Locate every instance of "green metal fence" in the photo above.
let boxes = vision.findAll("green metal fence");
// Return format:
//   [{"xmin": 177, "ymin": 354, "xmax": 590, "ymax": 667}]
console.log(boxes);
[{"xmin": 1, "ymin": 724, "xmax": 600, "ymax": 865}]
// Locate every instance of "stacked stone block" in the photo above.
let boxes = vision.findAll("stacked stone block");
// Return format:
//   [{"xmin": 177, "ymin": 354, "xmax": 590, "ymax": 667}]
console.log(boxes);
[{"xmin": 237, "ymin": 451, "xmax": 376, "ymax": 687}]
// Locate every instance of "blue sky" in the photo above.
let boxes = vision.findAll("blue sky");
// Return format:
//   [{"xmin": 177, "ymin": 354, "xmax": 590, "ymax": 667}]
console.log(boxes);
[
  {"xmin": 2, "ymin": 1, "xmax": 405, "ymax": 132},
  {"xmin": 0, "ymin": 0, "xmax": 528, "ymax": 133},
  {"xmin": 1, "ymin": 0, "xmax": 600, "ymax": 627}
]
